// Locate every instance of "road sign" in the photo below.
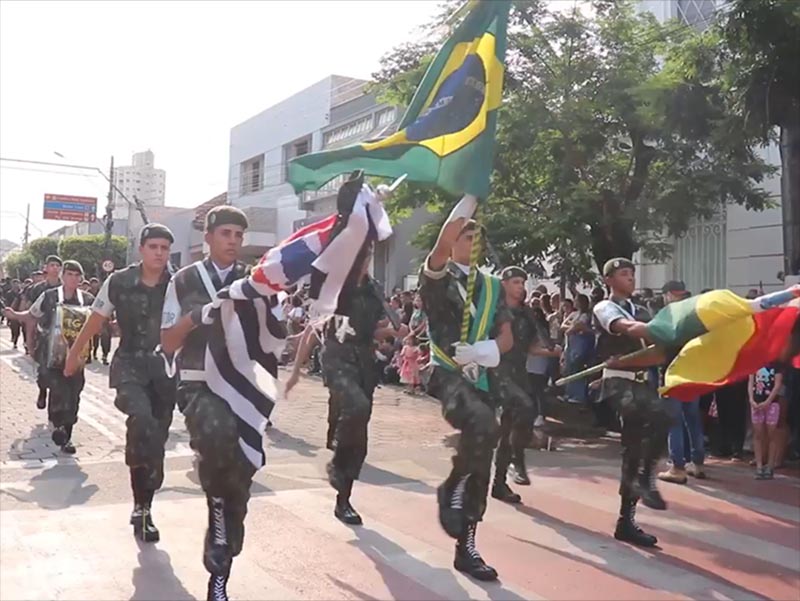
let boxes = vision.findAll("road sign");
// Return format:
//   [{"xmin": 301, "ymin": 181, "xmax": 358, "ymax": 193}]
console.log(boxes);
[
  {"xmin": 101, "ymin": 260, "xmax": 115, "ymax": 273},
  {"xmin": 43, "ymin": 194, "xmax": 97, "ymax": 223}
]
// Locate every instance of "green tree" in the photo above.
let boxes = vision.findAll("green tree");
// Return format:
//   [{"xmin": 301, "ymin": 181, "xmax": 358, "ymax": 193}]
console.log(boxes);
[
  {"xmin": 57, "ymin": 235, "xmax": 127, "ymax": 278},
  {"xmin": 715, "ymin": 0, "xmax": 800, "ymax": 272},
  {"xmin": 27, "ymin": 237, "xmax": 60, "ymax": 267},
  {"xmin": 373, "ymin": 0, "xmax": 774, "ymax": 282},
  {"xmin": 3, "ymin": 251, "xmax": 38, "ymax": 280}
]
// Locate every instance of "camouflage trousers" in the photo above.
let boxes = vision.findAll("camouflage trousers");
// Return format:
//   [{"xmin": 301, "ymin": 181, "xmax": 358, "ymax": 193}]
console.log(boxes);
[
  {"xmin": 322, "ymin": 340, "xmax": 376, "ymax": 481},
  {"xmin": 44, "ymin": 368, "xmax": 84, "ymax": 428},
  {"xmin": 178, "ymin": 382, "xmax": 256, "ymax": 562},
  {"xmin": 603, "ymin": 377, "xmax": 672, "ymax": 498},
  {"xmin": 492, "ymin": 376, "xmax": 536, "ymax": 477},
  {"xmin": 428, "ymin": 367, "xmax": 499, "ymax": 523},
  {"xmin": 114, "ymin": 379, "xmax": 176, "ymax": 492}
]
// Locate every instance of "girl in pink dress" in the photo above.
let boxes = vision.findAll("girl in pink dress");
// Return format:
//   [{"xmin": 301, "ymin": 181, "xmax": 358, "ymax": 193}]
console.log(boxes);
[{"xmin": 399, "ymin": 335, "xmax": 422, "ymax": 395}]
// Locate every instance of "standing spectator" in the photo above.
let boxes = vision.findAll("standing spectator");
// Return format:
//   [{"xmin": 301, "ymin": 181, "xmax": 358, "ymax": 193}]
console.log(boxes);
[
  {"xmin": 287, "ymin": 295, "xmax": 306, "ymax": 335},
  {"xmin": 400, "ymin": 290, "xmax": 414, "ymax": 325},
  {"xmin": 5, "ymin": 279, "xmax": 23, "ymax": 349},
  {"xmin": 561, "ymin": 294, "xmax": 594, "ymax": 404},
  {"xmin": 408, "ymin": 293, "xmax": 427, "ymax": 339},
  {"xmin": 389, "ymin": 296, "xmax": 403, "ymax": 325},
  {"xmin": 399, "ymin": 335, "xmax": 422, "ymax": 395},
  {"xmin": 749, "ymin": 364, "xmax": 785, "ymax": 479},
  {"xmin": 659, "ymin": 281, "xmax": 706, "ymax": 483},
  {"xmin": 590, "ymin": 286, "xmax": 606, "ymax": 307},
  {"xmin": 715, "ymin": 381, "xmax": 749, "ymax": 460},
  {"xmin": 527, "ymin": 307, "xmax": 561, "ymax": 426}
]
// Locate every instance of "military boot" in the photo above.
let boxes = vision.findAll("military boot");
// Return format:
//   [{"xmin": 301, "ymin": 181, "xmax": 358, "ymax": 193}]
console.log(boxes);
[
  {"xmin": 130, "ymin": 469, "xmax": 159, "ymax": 542},
  {"xmin": 333, "ymin": 479, "xmax": 362, "ymax": 526},
  {"xmin": 207, "ymin": 570, "xmax": 230, "ymax": 601},
  {"xmin": 437, "ymin": 473, "xmax": 469, "ymax": 539},
  {"xmin": 491, "ymin": 469, "xmax": 521, "ymax": 504},
  {"xmin": 614, "ymin": 497, "xmax": 658, "ymax": 547},
  {"xmin": 510, "ymin": 449, "xmax": 531, "ymax": 486},
  {"xmin": 454, "ymin": 522, "xmax": 498, "ymax": 581},
  {"xmin": 633, "ymin": 470, "xmax": 667, "ymax": 511},
  {"xmin": 204, "ymin": 497, "xmax": 232, "ymax": 577},
  {"xmin": 36, "ymin": 387, "xmax": 47, "ymax": 410}
]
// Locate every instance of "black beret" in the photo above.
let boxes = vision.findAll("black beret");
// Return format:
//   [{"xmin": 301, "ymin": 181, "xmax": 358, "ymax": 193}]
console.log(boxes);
[
  {"xmin": 602, "ymin": 257, "xmax": 635, "ymax": 277},
  {"xmin": 45, "ymin": 255, "xmax": 63, "ymax": 266},
  {"xmin": 139, "ymin": 223, "xmax": 175, "ymax": 245},
  {"xmin": 62, "ymin": 260, "xmax": 84, "ymax": 275},
  {"xmin": 501, "ymin": 266, "xmax": 527, "ymax": 281},
  {"xmin": 205, "ymin": 206, "xmax": 248, "ymax": 232}
]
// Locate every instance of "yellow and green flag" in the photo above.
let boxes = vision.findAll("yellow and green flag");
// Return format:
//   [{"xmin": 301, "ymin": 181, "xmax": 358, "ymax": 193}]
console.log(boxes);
[{"xmin": 287, "ymin": 0, "xmax": 511, "ymax": 200}]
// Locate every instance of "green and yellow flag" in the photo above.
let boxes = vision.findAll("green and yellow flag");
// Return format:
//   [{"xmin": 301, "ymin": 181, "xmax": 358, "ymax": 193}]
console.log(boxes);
[{"xmin": 288, "ymin": 0, "xmax": 511, "ymax": 200}]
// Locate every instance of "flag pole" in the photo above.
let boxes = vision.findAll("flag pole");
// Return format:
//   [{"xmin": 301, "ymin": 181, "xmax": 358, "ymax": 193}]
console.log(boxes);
[
  {"xmin": 460, "ymin": 204, "xmax": 483, "ymax": 343},
  {"xmin": 554, "ymin": 345, "xmax": 658, "ymax": 387}
]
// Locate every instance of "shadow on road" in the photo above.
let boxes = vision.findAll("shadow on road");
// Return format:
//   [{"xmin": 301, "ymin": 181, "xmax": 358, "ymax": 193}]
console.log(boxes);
[
  {"xmin": 0, "ymin": 460, "xmax": 98, "ymax": 510},
  {"xmin": 512, "ymin": 503, "xmax": 768, "ymax": 600},
  {"xmin": 348, "ymin": 526, "xmax": 527, "ymax": 601},
  {"xmin": 130, "ymin": 540, "xmax": 195, "ymax": 601},
  {"xmin": 360, "ymin": 463, "xmax": 435, "ymax": 494},
  {"xmin": 265, "ymin": 426, "xmax": 320, "ymax": 458}
]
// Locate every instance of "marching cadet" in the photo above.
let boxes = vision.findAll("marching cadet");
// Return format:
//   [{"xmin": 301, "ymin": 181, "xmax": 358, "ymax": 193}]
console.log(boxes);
[
  {"xmin": 593, "ymin": 258, "xmax": 671, "ymax": 547},
  {"xmin": 419, "ymin": 195, "xmax": 513, "ymax": 582},
  {"xmin": 27, "ymin": 255, "xmax": 63, "ymax": 409},
  {"xmin": 65, "ymin": 224, "xmax": 176, "ymax": 544},
  {"xmin": 5, "ymin": 260, "xmax": 92, "ymax": 454},
  {"xmin": 489, "ymin": 266, "xmax": 541, "ymax": 503},
  {"xmin": 160, "ymin": 206, "xmax": 251, "ymax": 601}
]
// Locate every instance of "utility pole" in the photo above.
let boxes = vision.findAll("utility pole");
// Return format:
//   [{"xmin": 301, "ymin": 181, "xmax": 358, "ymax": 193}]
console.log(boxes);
[
  {"xmin": 22, "ymin": 203, "xmax": 30, "ymax": 247},
  {"xmin": 102, "ymin": 156, "xmax": 114, "ymax": 278}
]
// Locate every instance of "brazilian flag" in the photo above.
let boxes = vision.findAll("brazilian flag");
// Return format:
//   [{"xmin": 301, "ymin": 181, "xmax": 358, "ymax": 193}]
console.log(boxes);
[{"xmin": 287, "ymin": 0, "xmax": 511, "ymax": 200}]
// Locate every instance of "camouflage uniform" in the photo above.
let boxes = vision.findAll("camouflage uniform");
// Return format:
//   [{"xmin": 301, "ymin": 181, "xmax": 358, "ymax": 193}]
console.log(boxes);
[
  {"xmin": 161, "ymin": 259, "xmax": 254, "ymax": 575},
  {"xmin": 489, "ymin": 304, "xmax": 540, "ymax": 492},
  {"xmin": 594, "ymin": 292, "xmax": 671, "ymax": 547},
  {"xmin": 92, "ymin": 264, "xmax": 176, "ymax": 496},
  {"xmin": 29, "ymin": 286, "xmax": 93, "ymax": 435},
  {"xmin": 419, "ymin": 261, "xmax": 508, "ymax": 527},
  {"xmin": 322, "ymin": 278, "xmax": 385, "ymax": 485}
]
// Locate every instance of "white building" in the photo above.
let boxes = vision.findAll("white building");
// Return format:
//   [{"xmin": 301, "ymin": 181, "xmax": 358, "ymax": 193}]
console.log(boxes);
[
  {"xmin": 227, "ymin": 75, "xmax": 436, "ymax": 287},
  {"xmin": 634, "ymin": 0, "xmax": 787, "ymax": 295},
  {"xmin": 112, "ymin": 150, "xmax": 166, "ymax": 220}
]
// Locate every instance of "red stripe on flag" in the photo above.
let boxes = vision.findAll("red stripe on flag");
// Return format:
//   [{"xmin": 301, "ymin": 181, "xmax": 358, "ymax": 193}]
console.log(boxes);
[
  {"xmin": 667, "ymin": 306, "xmax": 800, "ymax": 400},
  {"xmin": 283, "ymin": 214, "xmax": 337, "ymax": 246}
]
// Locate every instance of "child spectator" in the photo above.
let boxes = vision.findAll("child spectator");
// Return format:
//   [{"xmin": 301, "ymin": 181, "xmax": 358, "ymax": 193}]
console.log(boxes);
[
  {"xmin": 749, "ymin": 364, "xmax": 785, "ymax": 479},
  {"xmin": 399, "ymin": 335, "xmax": 422, "ymax": 395}
]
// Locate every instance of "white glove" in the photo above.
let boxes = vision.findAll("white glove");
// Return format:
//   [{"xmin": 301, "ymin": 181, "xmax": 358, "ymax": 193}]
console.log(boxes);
[
  {"xmin": 445, "ymin": 194, "xmax": 478, "ymax": 224},
  {"xmin": 452, "ymin": 340, "xmax": 500, "ymax": 368}
]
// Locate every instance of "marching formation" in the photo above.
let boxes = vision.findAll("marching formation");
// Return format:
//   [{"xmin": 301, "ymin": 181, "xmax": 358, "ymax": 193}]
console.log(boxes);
[{"xmin": 4, "ymin": 174, "xmax": 800, "ymax": 601}]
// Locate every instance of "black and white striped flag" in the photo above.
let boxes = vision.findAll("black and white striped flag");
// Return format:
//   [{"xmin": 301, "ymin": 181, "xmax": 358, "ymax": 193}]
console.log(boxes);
[{"xmin": 202, "ymin": 278, "xmax": 286, "ymax": 469}]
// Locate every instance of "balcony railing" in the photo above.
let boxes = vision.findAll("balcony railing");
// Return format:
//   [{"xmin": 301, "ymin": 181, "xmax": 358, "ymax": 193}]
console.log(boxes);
[{"xmin": 299, "ymin": 173, "xmax": 347, "ymax": 208}]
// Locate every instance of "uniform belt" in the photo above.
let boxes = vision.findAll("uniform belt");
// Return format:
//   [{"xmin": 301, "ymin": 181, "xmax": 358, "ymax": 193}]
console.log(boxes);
[
  {"xmin": 603, "ymin": 368, "xmax": 647, "ymax": 382},
  {"xmin": 179, "ymin": 369, "xmax": 206, "ymax": 382}
]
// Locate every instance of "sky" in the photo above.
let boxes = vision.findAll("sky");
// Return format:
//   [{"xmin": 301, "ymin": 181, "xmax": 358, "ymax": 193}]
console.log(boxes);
[{"xmin": 0, "ymin": 0, "xmax": 443, "ymax": 246}]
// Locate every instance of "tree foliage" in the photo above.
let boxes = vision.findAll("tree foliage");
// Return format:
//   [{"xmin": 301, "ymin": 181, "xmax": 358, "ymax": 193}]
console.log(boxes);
[
  {"xmin": 372, "ymin": 0, "xmax": 775, "ymax": 281},
  {"xmin": 57, "ymin": 235, "xmax": 127, "ymax": 278},
  {"xmin": 27, "ymin": 238, "xmax": 60, "ymax": 266},
  {"xmin": 3, "ymin": 251, "xmax": 39, "ymax": 280}
]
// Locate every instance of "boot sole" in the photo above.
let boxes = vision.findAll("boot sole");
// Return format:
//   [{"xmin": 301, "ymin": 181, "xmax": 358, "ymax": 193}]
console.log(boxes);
[
  {"xmin": 133, "ymin": 527, "xmax": 160, "ymax": 543},
  {"xmin": 491, "ymin": 491, "xmax": 522, "ymax": 504},
  {"xmin": 614, "ymin": 531, "xmax": 658, "ymax": 547},
  {"xmin": 454, "ymin": 561, "xmax": 498, "ymax": 581},
  {"xmin": 334, "ymin": 510, "xmax": 363, "ymax": 526}
]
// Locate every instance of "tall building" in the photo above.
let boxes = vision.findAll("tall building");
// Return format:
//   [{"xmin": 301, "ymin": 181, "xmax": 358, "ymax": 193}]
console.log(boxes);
[
  {"xmin": 112, "ymin": 150, "xmax": 166, "ymax": 220},
  {"xmin": 228, "ymin": 75, "xmax": 436, "ymax": 287},
  {"xmin": 635, "ymin": 0, "xmax": 787, "ymax": 295},
  {"xmin": 111, "ymin": 150, "xmax": 167, "ymax": 262}
]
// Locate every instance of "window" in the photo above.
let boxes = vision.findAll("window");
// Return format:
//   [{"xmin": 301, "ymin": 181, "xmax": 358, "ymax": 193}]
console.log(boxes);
[
  {"xmin": 281, "ymin": 136, "xmax": 311, "ymax": 182},
  {"xmin": 240, "ymin": 154, "xmax": 264, "ymax": 195}
]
